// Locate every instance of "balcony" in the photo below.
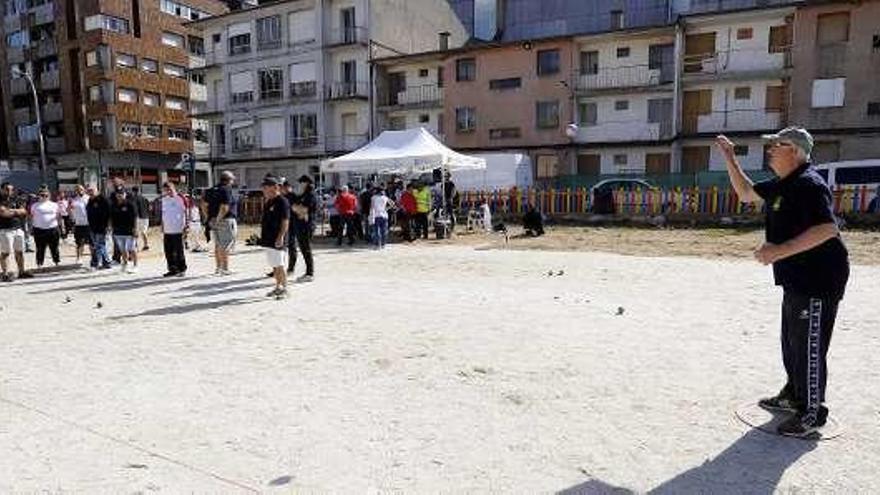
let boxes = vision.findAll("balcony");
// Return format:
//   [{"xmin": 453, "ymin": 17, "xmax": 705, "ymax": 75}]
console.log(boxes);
[
  {"xmin": 325, "ymin": 81, "xmax": 369, "ymax": 101},
  {"xmin": 6, "ymin": 46, "xmax": 24, "ymax": 64},
  {"xmin": 31, "ymin": 3, "xmax": 54, "ymax": 25},
  {"xmin": 576, "ymin": 65, "xmax": 674, "ymax": 93},
  {"xmin": 683, "ymin": 109, "xmax": 782, "ymax": 135},
  {"xmin": 378, "ymin": 84, "xmax": 443, "ymax": 109},
  {"xmin": 42, "ymin": 102, "xmax": 63, "ymax": 122},
  {"xmin": 573, "ymin": 120, "xmax": 674, "ymax": 143},
  {"xmin": 46, "ymin": 137, "xmax": 65, "ymax": 154},
  {"xmin": 40, "ymin": 70, "xmax": 60, "ymax": 90},
  {"xmin": 683, "ymin": 46, "xmax": 790, "ymax": 83},
  {"xmin": 34, "ymin": 38, "xmax": 57, "ymax": 59},
  {"xmin": 291, "ymin": 135, "xmax": 320, "ymax": 150},
  {"xmin": 290, "ymin": 81, "xmax": 318, "ymax": 100},
  {"xmin": 4, "ymin": 14, "xmax": 22, "ymax": 32},
  {"xmin": 190, "ymin": 83, "xmax": 207, "ymax": 102},
  {"xmin": 325, "ymin": 27, "xmax": 368, "ymax": 47},
  {"xmin": 816, "ymin": 43, "xmax": 847, "ymax": 79},
  {"xmin": 10, "ymin": 77, "xmax": 30, "ymax": 96},
  {"xmin": 12, "ymin": 107, "xmax": 33, "ymax": 126},
  {"xmin": 325, "ymin": 134, "xmax": 369, "ymax": 152}
]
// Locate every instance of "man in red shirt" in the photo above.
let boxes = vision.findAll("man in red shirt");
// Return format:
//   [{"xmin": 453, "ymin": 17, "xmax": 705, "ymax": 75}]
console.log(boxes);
[
  {"xmin": 398, "ymin": 183, "xmax": 418, "ymax": 242},
  {"xmin": 334, "ymin": 185, "xmax": 358, "ymax": 246}
]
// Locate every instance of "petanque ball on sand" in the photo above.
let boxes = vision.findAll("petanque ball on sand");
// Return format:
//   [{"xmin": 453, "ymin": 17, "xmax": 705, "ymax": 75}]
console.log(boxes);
[
  {"xmin": 616, "ymin": 306, "xmax": 625, "ymax": 316},
  {"xmin": 96, "ymin": 301, "xmax": 104, "ymax": 309}
]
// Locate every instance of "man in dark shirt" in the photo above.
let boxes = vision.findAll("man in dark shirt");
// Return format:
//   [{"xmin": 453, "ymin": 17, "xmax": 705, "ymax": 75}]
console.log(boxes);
[
  {"xmin": 0, "ymin": 182, "xmax": 32, "ymax": 281},
  {"xmin": 288, "ymin": 175, "xmax": 317, "ymax": 281},
  {"xmin": 260, "ymin": 175, "xmax": 290, "ymax": 299},
  {"xmin": 85, "ymin": 184, "xmax": 112, "ymax": 269},
  {"xmin": 203, "ymin": 171, "xmax": 238, "ymax": 276},
  {"xmin": 718, "ymin": 127, "xmax": 849, "ymax": 438},
  {"xmin": 110, "ymin": 188, "xmax": 139, "ymax": 273}
]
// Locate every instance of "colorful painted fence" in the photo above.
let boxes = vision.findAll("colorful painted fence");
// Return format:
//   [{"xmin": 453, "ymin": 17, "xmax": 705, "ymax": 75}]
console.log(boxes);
[{"xmin": 459, "ymin": 185, "xmax": 878, "ymax": 217}]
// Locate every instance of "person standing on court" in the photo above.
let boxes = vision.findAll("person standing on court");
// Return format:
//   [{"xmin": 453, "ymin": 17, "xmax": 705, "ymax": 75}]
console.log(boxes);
[
  {"xmin": 132, "ymin": 186, "xmax": 151, "ymax": 251},
  {"xmin": 0, "ymin": 182, "xmax": 33, "ymax": 281},
  {"xmin": 204, "ymin": 171, "xmax": 238, "ymax": 276},
  {"xmin": 86, "ymin": 184, "xmax": 112, "ymax": 270},
  {"xmin": 334, "ymin": 185, "xmax": 358, "ymax": 246},
  {"xmin": 110, "ymin": 187, "xmax": 139, "ymax": 273},
  {"xmin": 69, "ymin": 184, "xmax": 92, "ymax": 264},
  {"xmin": 414, "ymin": 181, "xmax": 432, "ymax": 240},
  {"xmin": 29, "ymin": 186, "xmax": 62, "ymax": 268},
  {"xmin": 160, "ymin": 182, "xmax": 188, "ymax": 277},
  {"xmin": 717, "ymin": 127, "xmax": 849, "ymax": 438},
  {"xmin": 288, "ymin": 175, "xmax": 316, "ymax": 281},
  {"xmin": 260, "ymin": 175, "xmax": 290, "ymax": 299}
]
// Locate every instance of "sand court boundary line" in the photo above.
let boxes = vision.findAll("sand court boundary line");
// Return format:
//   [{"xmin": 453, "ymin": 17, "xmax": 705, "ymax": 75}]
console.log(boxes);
[{"xmin": 0, "ymin": 395, "xmax": 260, "ymax": 492}]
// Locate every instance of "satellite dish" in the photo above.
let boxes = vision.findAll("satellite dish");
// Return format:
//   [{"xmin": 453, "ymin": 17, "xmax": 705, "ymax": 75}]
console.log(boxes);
[{"xmin": 565, "ymin": 123, "xmax": 579, "ymax": 138}]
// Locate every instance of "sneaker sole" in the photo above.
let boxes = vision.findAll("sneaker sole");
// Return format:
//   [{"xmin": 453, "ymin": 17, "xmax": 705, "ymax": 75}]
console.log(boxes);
[
  {"xmin": 778, "ymin": 426, "xmax": 821, "ymax": 439},
  {"xmin": 758, "ymin": 402, "xmax": 798, "ymax": 414}
]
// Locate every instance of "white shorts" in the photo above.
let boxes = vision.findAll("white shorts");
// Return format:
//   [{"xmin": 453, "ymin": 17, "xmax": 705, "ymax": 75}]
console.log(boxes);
[
  {"xmin": 113, "ymin": 235, "xmax": 138, "ymax": 252},
  {"xmin": 0, "ymin": 228, "xmax": 25, "ymax": 254},
  {"xmin": 136, "ymin": 218, "xmax": 150, "ymax": 235},
  {"xmin": 265, "ymin": 247, "xmax": 288, "ymax": 268}
]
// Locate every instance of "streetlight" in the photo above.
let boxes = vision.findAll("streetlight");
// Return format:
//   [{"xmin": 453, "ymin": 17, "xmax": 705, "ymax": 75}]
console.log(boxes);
[{"xmin": 11, "ymin": 67, "xmax": 48, "ymax": 184}]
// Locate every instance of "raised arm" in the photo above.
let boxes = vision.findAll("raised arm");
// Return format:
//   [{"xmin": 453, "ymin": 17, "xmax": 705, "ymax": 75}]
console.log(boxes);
[{"xmin": 716, "ymin": 135, "xmax": 762, "ymax": 204}]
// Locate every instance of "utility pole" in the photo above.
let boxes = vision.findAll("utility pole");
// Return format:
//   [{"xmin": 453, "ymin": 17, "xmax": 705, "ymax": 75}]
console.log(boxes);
[{"xmin": 12, "ymin": 68, "xmax": 47, "ymax": 185}]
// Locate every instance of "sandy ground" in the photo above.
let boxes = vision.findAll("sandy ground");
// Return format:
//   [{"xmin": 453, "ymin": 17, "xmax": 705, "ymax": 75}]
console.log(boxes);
[{"xmin": 1, "ymin": 230, "xmax": 878, "ymax": 493}]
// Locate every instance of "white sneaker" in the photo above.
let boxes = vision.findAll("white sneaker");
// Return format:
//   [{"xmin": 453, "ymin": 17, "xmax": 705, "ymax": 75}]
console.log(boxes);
[
  {"xmin": 127, "ymin": 266, "xmax": 138, "ymax": 274},
  {"xmin": 296, "ymin": 274, "xmax": 314, "ymax": 283},
  {"xmin": 220, "ymin": 269, "xmax": 233, "ymax": 276}
]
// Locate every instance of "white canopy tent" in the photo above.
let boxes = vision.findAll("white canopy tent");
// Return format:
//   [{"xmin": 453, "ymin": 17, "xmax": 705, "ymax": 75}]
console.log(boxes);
[{"xmin": 320, "ymin": 127, "xmax": 487, "ymax": 175}]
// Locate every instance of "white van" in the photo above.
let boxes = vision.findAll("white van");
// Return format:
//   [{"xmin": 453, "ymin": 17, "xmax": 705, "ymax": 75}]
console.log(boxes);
[{"xmin": 814, "ymin": 160, "xmax": 880, "ymax": 189}]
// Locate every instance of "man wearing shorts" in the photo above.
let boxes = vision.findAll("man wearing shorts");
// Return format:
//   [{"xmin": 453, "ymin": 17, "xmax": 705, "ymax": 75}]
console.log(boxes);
[
  {"xmin": 132, "ymin": 186, "xmax": 151, "ymax": 251},
  {"xmin": 204, "ymin": 171, "xmax": 238, "ymax": 276},
  {"xmin": 260, "ymin": 175, "xmax": 290, "ymax": 299},
  {"xmin": 110, "ymin": 188, "xmax": 139, "ymax": 274},
  {"xmin": 70, "ymin": 185, "xmax": 91, "ymax": 264},
  {"xmin": 0, "ymin": 182, "xmax": 32, "ymax": 281}
]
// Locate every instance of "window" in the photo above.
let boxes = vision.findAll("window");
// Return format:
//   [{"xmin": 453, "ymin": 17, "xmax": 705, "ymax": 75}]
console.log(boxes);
[
  {"xmin": 811, "ymin": 78, "xmax": 846, "ymax": 108},
  {"xmin": 536, "ymin": 155, "xmax": 559, "ymax": 178},
  {"xmin": 610, "ymin": 10, "xmax": 624, "ymax": 30},
  {"xmin": 160, "ymin": 0, "xmax": 209, "ymax": 21},
  {"xmin": 120, "ymin": 122, "xmax": 141, "ymax": 137},
  {"xmin": 419, "ymin": 114, "xmax": 430, "ymax": 124},
  {"xmin": 259, "ymin": 68, "xmax": 283, "ymax": 101},
  {"xmin": 455, "ymin": 107, "xmax": 475, "ymax": 133},
  {"xmin": 116, "ymin": 52, "xmax": 136, "ymax": 69},
  {"xmin": 165, "ymin": 97, "xmax": 186, "ymax": 111},
  {"xmin": 260, "ymin": 117, "xmax": 285, "ymax": 148},
  {"xmin": 734, "ymin": 87, "xmax": 751, "ymax": 100},
  {"xmin": 817, "ymin": 12, "xmax": 850, "ymax": 45},
  {"xmin": 616, "ymin": 47, "xmax": 630, "ymax": 58},
  {"xmin": 489, "ymin": 128, "xmax": 521, "ymax": 139},
  {"xmin": 580, "ymin": 51, "xmax": 598, "ymax": 75},
  {"xmin": 228, "ymin": 23, "xmax": 251, "ymax": 55},
  {"xmin": 769, "ymin": 25, "xmax": 790, "ymax": 54},
  {"xmin": 190, "ymin": 72, "xmax": 205, "ymax": 85},
  {"xmin": 6, "ymin": 30, "xmax": 29, "ymax": 48},
  {"xmin": 163, "ymin": 63, "xmax": 186, "ymax": 79},
  {"xmin": 143, "ymin": 92, "xmax": 159, "ymax": 107},
  {"xmin": 649, "ymin": 44, "xmax": 673, "ymax": 71},
  {"xmin": 168, "ymin": 128, "xmax": 190, "ymax": 140},
  {"xmin": 812, "ymin": 141, "xmax": 840, "ymax": 164},
  {"xmin": 737, "ymin": 28, "xmax": 753, "ymax": 40},
  {"xmin": 256, "ymin": 15, "xmax": 282, "ymax": 50},
  {"xmin": 537, "ymin": 49, "xmax": 560, "ymax": 76},
  {"xmin": 288, "ymin": 9, "xmax": 316, "ymax": 45},
  {"xmin": 291, "ymin": 113, "xmax": 318, "ymax": 147},
  {"xmin": 289, "ymin": 62, "xmax": 317, "ymax": 97},
  {"xmin": 489, "ymin": 77, "xmax": 521, "ymax": 90},
  {"xmin": 90, "ymin": 119, "xmax": 104, "ymax": 135},
  {"xmin": 230, "ymin": 72, "xmax": 254, "ymax": 104},
  {"xmin": 84, "ymin": 14, "xmax": 129, "ymax": 34},
  {"xmin": 614, "ymin": 100, "xmax": 629, "ymax": 111},
  {"xmin": 231, "ymin": 121, "xmax": 255, "ymax": 151},
  {"xmin": 734, "ymin": 145, "xmax": 749, "ymax": 156},
  {"xmin": 419, "ymin": 69, "xmax": 429, "ymax": 78},
  {"xmin": 141, "ymin": 58, "xmax": 158, "ymax": 73},
  {"xmin": 577, "ymin": 154, "xmax": 601, "ymax": 176},
  {"xmin": 188, "ymin": 36, "xmax": 204, "ymax": 56},
  {"xmin": 867, "ymin": 102, "xmax": 880, "ymax": 116},
  {"xmin": 579, "ymin": 102, "xmax": 597, "ymax": 126},
  {"xmin": 117, "ymin": 88, "xmax": 138, "ymax": 103},
  {"xmin": 144, "ymin": 124, "xmax": 161, "ymax": 138},
  {"xmin": 613, "ymin": 154, "xmax": 628, "ymax": 166},
  {"xmin": 874, "ymin": 35, "xmax": 880, "ymax": 51},
  {"xmin": 161, "ymin": 31, "xmax": 185, "ymax": 49},
  {"xmin": 85, "ymin": 50, "xmax": 101, "ymax": 67},
  {"xmin": 88, "ymin": 85, "xmax": 103, "ymax": 102},
  {"xmin": 456, "ymin": 58, "xmax": 475, "ymax": 82},
  {"xmin": 536, "ymin": 101, "xmax": 559, "ymax": 129}
]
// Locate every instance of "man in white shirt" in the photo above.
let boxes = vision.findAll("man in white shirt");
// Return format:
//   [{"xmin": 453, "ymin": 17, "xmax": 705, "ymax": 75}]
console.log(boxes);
[
  {"xmin": 160, "ymin": 182, "xmax": 188, "ymax": 277},
  {"xmin": 70, "ymin": 185, "xmax": 91, "ymax": 264}
]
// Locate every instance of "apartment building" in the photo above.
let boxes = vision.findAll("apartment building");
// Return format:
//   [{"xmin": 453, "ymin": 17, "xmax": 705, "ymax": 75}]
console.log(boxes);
[
  {"xmin": 0, "ymin": 0, "xmax": 229, "ymax": 192},
  {"xmin": 677, "ymin": 7, "xmax": 793, "ymax": 173},
  {"xmin": 374, "ymin": 51, "xmax": 447, "ymax": 139},
  {"xmin": 188, "ymin": 0, "xmax": 467, "ymax": 189},
  {"xmin": 787, "ymin": 0, "xmax": 880, "ymax": 164}
]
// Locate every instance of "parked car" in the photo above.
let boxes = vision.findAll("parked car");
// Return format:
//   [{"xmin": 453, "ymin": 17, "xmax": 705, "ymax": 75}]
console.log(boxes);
[
  {"xmin": 814, "ymin": 160, "xmax": 880, "ymax": 189},
  {"xmin": 590, "ymin": 178, "xmax": 657, "ymax": 214}
]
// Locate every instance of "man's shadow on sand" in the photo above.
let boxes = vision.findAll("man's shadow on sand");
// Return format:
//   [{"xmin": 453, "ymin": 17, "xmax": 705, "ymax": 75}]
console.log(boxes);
[{"xmin": 558, "ymin": 423, "xmax": 817, "ymax": 495}]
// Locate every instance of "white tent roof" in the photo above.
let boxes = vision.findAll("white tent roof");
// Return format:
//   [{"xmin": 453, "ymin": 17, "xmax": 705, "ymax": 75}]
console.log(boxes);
[{"xmin": 321, "ymin": 127, "xmax": 486, "ymax": 174}]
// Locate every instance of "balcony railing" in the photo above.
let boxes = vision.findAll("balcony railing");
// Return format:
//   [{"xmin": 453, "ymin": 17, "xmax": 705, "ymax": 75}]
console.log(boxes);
[
  {"xmin": 12, "ymin": 107, "xmax": 33, "ymax": 126},
  {"xmin": 40, "ymin": 70, "xmax": 59, "ymax": 90},
  {"xmin": 46, "ymin": 137, "xmax": 65, "ymax": 154},
  {"xmin": 291, "ymin": 135, "xmax": 320, "ymax": 149},
  {"xmin": 42, "ymin": 102, "xmax": 63, "ymax": 122},
  {"xmin": 190, "ymin": 83, "xmax": 207, "ymax": 102},
  {"xmin": 4, "ymin": 13, "xmax": 22, "ymax": 32},
  {"xmin": 325, "ymin": 26, "xmax": 368, "ymax": 47},
  {"xmin": 325, "ymin": 134, "xmax": 369, "ymax": 152},
  {"xmin": 682, "ymin": 109, "xmax": 783, "ymax": 135},
  {"xmin": 31, "ymin": 3, "xmax": 54, "ymax": 25},
  {"xmin": 230, "ymin": 92, "xmax": 254, "ymax": 106},
  {"xmin": 290, "ymin": 81, "xmax": 318, "ymax": 100},
  {"xmin": 12, "ymin": 141, "xmax": 37, "ymax": 154},
  {"xmin": 378, "ymin": 84, "xmax": 443, "ymax": 108},
  {"xmin": 816, "ymin": 43, "xmax": 847, "ymax": 79},
  {"xmin": 576, "ymin": 64, "xmax": 674, "ymax": 92},
  {"xmin": 683, "ymin": 46, "xmax": 791, "ymax": 78},
  {"xmin": 10, "ymin": 77, "xmax": 30, "ymax": 96},
  {"xmin": 34, "ymin": 38, "xmax": 57, "ymax": 58},
  {"xmin": 6, "ymin": 46, "xmax": 24, "ymax": 64},
  {"xmin": 572, "ymin": 120, "xmax": 674, "ymax": 143},
  {"xmin": 325, "ymin": 81, "xmax": 369, "ymax": 100}
]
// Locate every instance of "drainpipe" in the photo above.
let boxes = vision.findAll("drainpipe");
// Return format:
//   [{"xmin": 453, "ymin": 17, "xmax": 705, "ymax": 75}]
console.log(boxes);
[{"xmin": 671, "ymin": 20, "xmax": 684, "ymax": 173}]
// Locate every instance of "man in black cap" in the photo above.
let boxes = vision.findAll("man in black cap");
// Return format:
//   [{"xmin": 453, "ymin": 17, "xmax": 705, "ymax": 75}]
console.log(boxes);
[
  {"xmin": 260, "ymin": 175, "xmax": 290, "ymax": 299},
  {"xmin": 288, "ymin": 175, "xmax": 316, "ymax": 282},
  {"xmin": 718, "ymin": 127, "xmax": 849, "ymax": 438}
]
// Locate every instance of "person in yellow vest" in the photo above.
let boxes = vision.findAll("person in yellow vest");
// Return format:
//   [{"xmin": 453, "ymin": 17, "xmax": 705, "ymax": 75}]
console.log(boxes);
[{"xmin": 414, "ymin": 182, "xmax": 431, "ymax": 240}]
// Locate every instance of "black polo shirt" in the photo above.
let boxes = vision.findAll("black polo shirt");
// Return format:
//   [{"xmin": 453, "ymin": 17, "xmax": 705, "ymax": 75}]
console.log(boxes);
[
  {"xmin": 0, "ymin": 195, "xmax": 24, "ymax": 230},
  {"xmin": 260, "ymin": 195, "xmax": 290, "ymax": 248},
  {"xmin": 753, "ymin": 162, "xmax": 849, "ymax": 300},
  {"xmin": 206, "ymin": 184, "xmax": 238, "ymax": 221}
]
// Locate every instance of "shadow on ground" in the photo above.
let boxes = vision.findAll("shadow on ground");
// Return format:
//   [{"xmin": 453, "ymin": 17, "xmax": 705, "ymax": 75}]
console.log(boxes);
[{"xmin": 106, "ymin": 297, "xmax": 262, "ymax": 320}]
